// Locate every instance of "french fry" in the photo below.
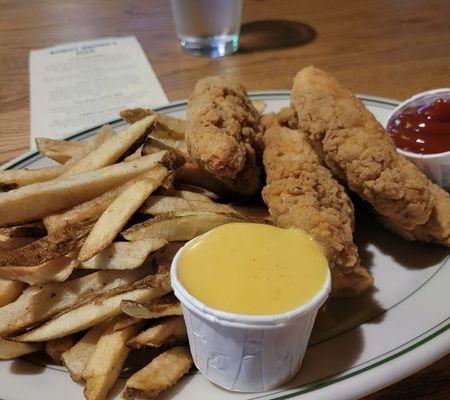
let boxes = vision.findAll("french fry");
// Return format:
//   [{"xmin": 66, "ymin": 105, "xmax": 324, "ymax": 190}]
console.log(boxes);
[
  {"xmin": 120, "ymin": 109, "xmax": 186, "ymax": 139},
  {"xmin": 66, "ymin": 125, "xmax": 118, "ymax": 167},
  {"xmin": 123, "ymin": 147, "xmax": 142, "ymax": 162},
  {"xmin": 150, "ymin": 242, "xmax": 184, "ymax": 268},
  {"xmin": 176, "ymin": 162, "xmax": 236, "ymax": 197},
  {"xmin": 0, "ymin": 237, "xmax": 35, "ymax": 251},
  {"xmin": 36, "ymin": 137, "xmax": 87, "ymax": 164},
  {"xmin": 42, "ymin": 150, "xmax": 184, "ymax": 234},
  {"xmin": 142, "ymin": 196, "xmax": 269, "ymax": 222},
  {"xmin": 153, "ymin": 128, "xmax": 187, "ymax": 153},
  {"xmin": 0, "ymin": 125, "xmax": 118, "ymax": 193},
  {"xmin": 0, "ymin": 267, "xmax": 151, "ymax": 337},
  {"xmin": 62, "ymin": 116, "xmax": 155, "ymax": 177},
  {"xmin": 120, "ymin": 108, "xmax": 154, "ymax": 125},
  {"xmin": 142, "ymin": 135, "xmax": 187, "ymax": 155},
  {"xmin": 83, "ymin": 318, "xmax": 144, "ymax": 400},
  {"xmin": 45, "ymin": 335, "xmax": 76, "ymax": 364},
  {"xmin": 14, "ymin": 273, "xmax": 171, "ymax": 342},
  {"xmin": 0, "ymin": 219, "xmax": 94, "ymax": 266},
  {"xmin": 140, "ymin": 137, "xmax": 233, "ymax": 197},
  {"xmin": 121, "ymin": 294, "xmax": 182, "ymax": 319},
  {"xmin": 178, "ymin": 163, "xmax": 241, "ymax": 197},
  {"xmin": 140, "ymin": 129, "xmax": 225, "ymax": 197},
  {"xmin": 90, "ymin": 124, "xmax": 118, "ymax": 144},
  {"xmin": 127, "ymin": 316, "xmax": 187, "ymax": 349},
  {"xmin": 0, "ymin": 222, "xmax": 46, "ymax": 239},
  {"xmin": 122, "ymin": 211, "xmax": 255, "ymax": 241},
  {"xmin": 122, "ymin": 346, "xmax": 193, "ymax": 399},
  {"xmin": 43, "ymin": 182, "xmax": 129, "ymax": 234},
  {"xmin": 0, "ymin": 337, "xmax": 41, "ymax": 359},
  {"xmin": 0, "ymin": 279, "xmax": 25, "ymax": 307},
  {"xmin": 140, "ymin": 195, "xmax": 234, "ymax": 215},
  {"xmin": 252, "ymin": 99, "xmax": 267, "ymax": 114},
  {"xmin": 0, "ymin": 222, "xmax": 46, "ymax": 251},
  {"xmin": 168, "ymin": 189, "xmax": 214, "ymax": 203},
  {"xmin": 0, "ymin": 152, "xmax": 169, "ymax": 225},
  {"xmin": 0, "ymin": 256, "xmax": 79, "ymax": 285},
  {"xmin": 78, "ymin": 166, "xmax": 169, "ymax": 262},
  {"xmin": 0, "ymin": 166, "xmax": 65, "ymax": 192},
  {"xmin": 36, "ymin": 125, "xmax": 117, "ymax": 169},
  {"xmin": 61, "ymin": 322, "xmax": 109, "ymax": 382},
  {"xmin": 119, "ymin": 299, "xmax": 179, "ymax": 319},
  {"xmin": 80, "ymin": 239, "xmax": 167, "ymax": 270},
  {"xmin": 175, "ymin": 183, "xmax": 220, "ymax": 200},
  {"xmin": 113, "ymin": 317, "xmax": 143, "ymax": 332},
  {"xmin": 152, "ymin": 117, "xmax": 186, "ymax": 140}
]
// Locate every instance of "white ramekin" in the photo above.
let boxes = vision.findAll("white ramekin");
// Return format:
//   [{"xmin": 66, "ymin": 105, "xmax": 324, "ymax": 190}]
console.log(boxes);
[
  {"xmin": 384, "ymin": 88, "xmax": 450, "ymax": 190},
  {"xmin": 171, "ymin": 235, "xmax": 331, "ymax": 392}
]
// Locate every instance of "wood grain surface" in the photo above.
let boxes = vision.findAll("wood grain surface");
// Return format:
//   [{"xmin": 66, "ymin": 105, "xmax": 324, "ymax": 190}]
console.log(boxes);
[{"xmin": 0, "ymin": 0, "xmax": 449, "ymax": 398}]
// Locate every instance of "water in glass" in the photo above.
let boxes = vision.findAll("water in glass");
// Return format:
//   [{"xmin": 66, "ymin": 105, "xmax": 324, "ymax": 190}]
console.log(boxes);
[{"xmin": 170, "ymin": 0, "xmax": 242, "ymax": 57}]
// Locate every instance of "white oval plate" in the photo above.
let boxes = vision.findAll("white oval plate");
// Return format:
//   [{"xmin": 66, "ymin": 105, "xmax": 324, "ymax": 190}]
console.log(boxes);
[{"xmin": 0, "ymin": 93, "xmax": 449, "ymax": 400}]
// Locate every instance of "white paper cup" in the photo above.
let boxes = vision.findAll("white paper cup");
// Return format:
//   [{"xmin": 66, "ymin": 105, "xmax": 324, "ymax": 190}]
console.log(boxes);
[
  {"xmin": 384, "ymin": 88, "xmax": 450, "ymax": 190},
  {"xmin": 171, "ymin": 237, "xmax": 331, "ymax": 392}
]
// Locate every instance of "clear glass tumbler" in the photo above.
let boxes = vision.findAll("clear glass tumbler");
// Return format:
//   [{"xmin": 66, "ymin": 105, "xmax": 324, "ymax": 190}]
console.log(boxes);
[{"xmin": 170, "ymin": 0, "xmax": 242, "ymax": 58}]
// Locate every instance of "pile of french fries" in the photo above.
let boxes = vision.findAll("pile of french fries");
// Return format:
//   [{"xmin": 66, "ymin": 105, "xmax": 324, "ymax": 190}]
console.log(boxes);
[{"xmin": 0, "ymin": 108, "xmax": 267, "ymax": 399}]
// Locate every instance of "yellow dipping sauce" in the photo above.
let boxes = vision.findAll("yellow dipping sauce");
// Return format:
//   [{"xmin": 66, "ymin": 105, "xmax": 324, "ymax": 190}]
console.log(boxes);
[{"xmin": 177, "ymin": 223, "xmax": 328, "ymax": 315}]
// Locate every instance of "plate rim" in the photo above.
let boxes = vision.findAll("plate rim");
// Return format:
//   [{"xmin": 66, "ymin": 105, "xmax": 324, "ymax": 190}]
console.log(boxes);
[{"xmin": 1, "ymin": 92, "xmax": 448, "ymax": 400}]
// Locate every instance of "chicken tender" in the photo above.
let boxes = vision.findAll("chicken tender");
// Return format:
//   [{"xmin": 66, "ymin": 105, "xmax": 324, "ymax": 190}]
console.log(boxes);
[
  {"xmin": 291, "ymin": 66, "xmax": 433, "ymax": 231},
  {"xmin": 379, "ymin": 182, "xmax": 450, "ymax": 247},
  {"xmin": 261, "ymin": 116, "xmax": 373, "ymax": 297},
  {"xmin": 186, "ymin": 76, "xmax": 263, "ymax": 195}
]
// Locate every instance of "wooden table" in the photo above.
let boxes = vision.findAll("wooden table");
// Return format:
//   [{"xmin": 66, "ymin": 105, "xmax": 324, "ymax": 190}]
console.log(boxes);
[{"xmin": 0, "ymin": 0, "xmax": 448, "ymax": 398}]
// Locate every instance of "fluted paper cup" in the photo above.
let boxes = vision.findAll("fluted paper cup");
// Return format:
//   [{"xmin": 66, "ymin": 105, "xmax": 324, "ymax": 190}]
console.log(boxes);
[
  {"xmin": 385, "ymin": 88, "xmax": 450, "ymax": 190},
  {"xmin": 171, "ymin": 237, "xmax": 331, "ymax": 392}
]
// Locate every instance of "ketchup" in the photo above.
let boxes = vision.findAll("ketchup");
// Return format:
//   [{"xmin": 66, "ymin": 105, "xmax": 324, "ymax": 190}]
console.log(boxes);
[{"xmin": 387, "ymin": 98, "xmax": 450, "ymax": 154}]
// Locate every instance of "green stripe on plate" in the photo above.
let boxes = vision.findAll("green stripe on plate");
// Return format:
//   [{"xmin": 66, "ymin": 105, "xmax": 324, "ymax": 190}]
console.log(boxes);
[{"xmin": 264, "ymin": 320, "xmax": 449, "ymax": 400}]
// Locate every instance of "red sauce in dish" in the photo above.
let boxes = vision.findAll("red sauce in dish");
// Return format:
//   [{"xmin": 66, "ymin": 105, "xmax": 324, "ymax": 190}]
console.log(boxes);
[{"xmin": 387, "ymin": 98, "xmax": 450, "ymax": 154}]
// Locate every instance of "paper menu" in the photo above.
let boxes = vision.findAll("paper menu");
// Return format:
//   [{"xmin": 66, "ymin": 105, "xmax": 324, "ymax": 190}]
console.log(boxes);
[{"xmin": 29, "ymin": 36, "xmax": 168, "ymax": 146}]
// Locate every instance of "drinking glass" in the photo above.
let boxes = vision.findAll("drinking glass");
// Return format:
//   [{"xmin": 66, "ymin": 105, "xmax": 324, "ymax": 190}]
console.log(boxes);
[{"xmin": 170, "ymin": 0, "xmax": 243, "ymax": 58}]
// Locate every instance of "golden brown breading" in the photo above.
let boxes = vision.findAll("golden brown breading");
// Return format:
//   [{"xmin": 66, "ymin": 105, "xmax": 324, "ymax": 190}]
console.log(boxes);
[
  {"xmin": 291, "ymin": 66, "xmax": 433, "ymax": 231},
  {"xmin": 261, "ymin": 107, "xmax": 298, "ymax": 130},
  {"xmin": 186, "ymin": 76, "xmax": 262, "ymax": 195},
  {"xmin": 261, "ymin": 118, "xmax": 373, "ymax": 297},
  {"xmin": 379, "ymin": 182, "xmax": 450, "ymax": 247}
]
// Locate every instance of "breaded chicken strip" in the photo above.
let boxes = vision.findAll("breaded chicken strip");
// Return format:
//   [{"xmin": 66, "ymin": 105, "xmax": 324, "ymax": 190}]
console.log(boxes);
[
  {"xmin": 291, "ymin": 66, "xmax": 433, "ymax": 231},
  {"xmin": 379, "ymin": 182, "xmax": 450, "ymax": 247},
  {"xmin": 186, "ymin": 76, "xmax": 262, "ymax": 195},
  {"xmin": 261, "ymin": 116, "xmax": 373, "ymax": 297}
]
